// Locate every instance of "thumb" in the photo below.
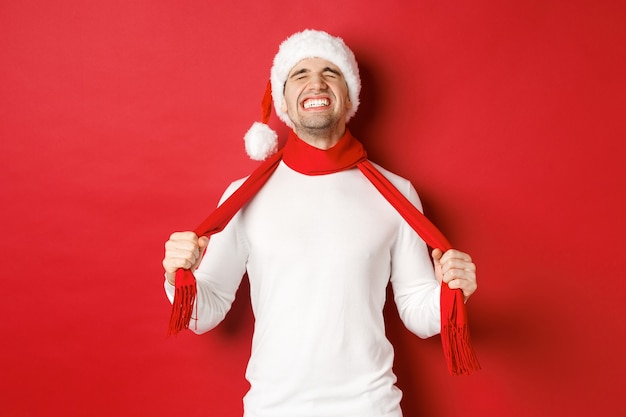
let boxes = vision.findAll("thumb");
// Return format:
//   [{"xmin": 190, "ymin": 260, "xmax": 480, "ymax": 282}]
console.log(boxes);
[
  {"xmin": 431, "ymin": 248, "xmax": 443, "ymax": 263},
  {"xmin": 198, "ymin": 236, "xmax": 209, "ymax": 250}
]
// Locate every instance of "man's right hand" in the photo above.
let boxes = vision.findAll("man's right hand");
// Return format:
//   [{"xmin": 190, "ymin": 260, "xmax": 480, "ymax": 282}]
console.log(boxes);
[{"xmin": 162, "ymin": 232, "xmax": 209, "ymax": 285}]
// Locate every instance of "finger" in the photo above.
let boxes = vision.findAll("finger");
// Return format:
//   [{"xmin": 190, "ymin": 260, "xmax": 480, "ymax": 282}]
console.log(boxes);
[
  {"xmin": 164, "ymin": 240, "xmax": 203, "ymax": 271},
  {"xmin": 165, "ymin": 240, "xmax": 194, "ymax": 255},
  {"xmin": 191, "ymin": 247, "xmax": 207, "ymax": 270},
  {"xmin": 169, "ymin": 231, "xmax": 198, "ymax": 243},
  {"xmin": 166, "ymin": 233, "xmax": 201, "ymax": 258},
  {"xmin": 452, "ymin": 277, "xmax": 478, "ymax": 299},
  {"xmin": 443, "ymin": 268, "xmax": 477, "ymax": 296},
  {"xmin": 441, "ymin": 267, "xmax": 475, "ymax": 284},
  {"xmin": 431, "ymin": 248, "xmax": 444, "ymax": 262},
  {"xmin": 165, "ymin": 244, "xmax": 200, "ymax": 262},
  {"xmin": 440, "ymin": 249, "xmax": 472, "ymax": 265},
  {"xmin": 439, "ymin": 250, "xmax": 475, "ymax": 272},
  {"xmin": 163, "ymin": 256, "xmax": 195, "ymax": 274},
  {"xmin": 440, "ymin": 260, "xmax": 476, "ymax": 277}
]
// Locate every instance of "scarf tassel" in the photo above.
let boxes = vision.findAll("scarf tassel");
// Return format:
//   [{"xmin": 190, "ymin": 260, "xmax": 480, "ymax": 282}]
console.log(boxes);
[
  {"xmin": 441, "ymin": 321, "xmax": 481, "ymax": 375},
  {"xmin": 166, "ymin": 130, "xmax": 480, "ymax": 376},
  {"xmin": 167, "ymin": 269, "xmax": 197, "ymax": 336},
  {"xmin": 167, "ymin": 151, "xmax": 284, "ymax": 337},
  {"xmin": 440, "ymin": 285, "xmax": 481, "ymax": 375}
]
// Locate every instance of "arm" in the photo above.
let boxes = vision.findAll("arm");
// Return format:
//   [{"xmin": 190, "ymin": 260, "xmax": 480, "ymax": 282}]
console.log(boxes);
[
  {"xmin": 390, "ymin": 183, "xmax": 441, "ymax": 339},
  {"xmin": 162, "ymin": 181, "xmax": 250, "ymax": 334},
  {"xmin": 390, "ymin": 182, "xmax": 478, "ymax": 338}
]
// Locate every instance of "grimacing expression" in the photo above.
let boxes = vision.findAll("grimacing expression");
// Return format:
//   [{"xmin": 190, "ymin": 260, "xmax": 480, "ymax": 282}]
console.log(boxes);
[{"xmin": 282, "ymin": 58, "xmax": 352, "ymax": 134}]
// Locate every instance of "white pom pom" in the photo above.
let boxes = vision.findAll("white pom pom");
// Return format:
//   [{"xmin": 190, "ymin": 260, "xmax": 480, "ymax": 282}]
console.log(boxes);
[{"xmin": 244, "ymin": 122, "xmax": 279, "ymax": 160}]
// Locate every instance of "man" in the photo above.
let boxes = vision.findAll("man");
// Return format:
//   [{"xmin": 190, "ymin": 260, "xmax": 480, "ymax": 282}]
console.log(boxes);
[{"xmin": 163, "ymin": 29, "xmax": 477, "ymax": 417}]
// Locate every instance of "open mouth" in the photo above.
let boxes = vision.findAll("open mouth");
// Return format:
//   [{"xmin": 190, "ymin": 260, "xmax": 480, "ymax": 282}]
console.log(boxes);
[{"xmin": 303, "ymin": 98, "xmax": 330, "ymax": 109}]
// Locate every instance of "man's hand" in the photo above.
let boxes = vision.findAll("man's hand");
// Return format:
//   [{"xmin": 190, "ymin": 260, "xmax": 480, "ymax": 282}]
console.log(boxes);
[
  {"xmin": 163, "ymin": 232, "xmax": 209, "ymax": 285},
  {"xmin": 432, "ymin": 248, "xmax": 477, "ymax": 301}
]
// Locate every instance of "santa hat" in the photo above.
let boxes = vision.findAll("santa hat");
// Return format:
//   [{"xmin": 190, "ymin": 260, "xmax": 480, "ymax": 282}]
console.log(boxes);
[{"xmin": 244, "ymin": 29, "xmax": 361, "ymax": 160}]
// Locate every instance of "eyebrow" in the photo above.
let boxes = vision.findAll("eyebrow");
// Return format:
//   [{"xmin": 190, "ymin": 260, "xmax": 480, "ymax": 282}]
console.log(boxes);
[{"xmin": 289, "ymin": 67, "xmax": 342, "ymax": 79}]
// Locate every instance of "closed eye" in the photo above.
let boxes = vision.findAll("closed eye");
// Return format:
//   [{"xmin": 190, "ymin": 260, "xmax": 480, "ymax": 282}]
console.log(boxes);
[
  {"xmin": 289, "ymin": 67, "xmax": 342, "ymax": 81},
  {"xmin": 323, "ymin": 67, "xmax": 341, "ymax": 77},
  {"xmin": 289, "ymin": 68, "xmax": 310, "ymax": 80}
]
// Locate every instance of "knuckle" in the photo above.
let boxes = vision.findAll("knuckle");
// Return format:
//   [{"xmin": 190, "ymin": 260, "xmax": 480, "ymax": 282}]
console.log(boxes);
[
  {"xmin": 169, "ymin": 231, "xmax": 184, "ymax": 240},
  {"xmin": 162, "ymin": 259, "xmax": 177, "ymax": 273},
  {"xmin": 170, "ymin": 231, "xmax": 196, "ymax": 241}
]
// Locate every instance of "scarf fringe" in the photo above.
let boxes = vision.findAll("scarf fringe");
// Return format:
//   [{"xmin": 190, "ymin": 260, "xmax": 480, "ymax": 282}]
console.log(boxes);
[
  {"xmin": 441, "ymin": 320, "xmax": 481, "ymax": 375},
  {"xmin": 167, "ymin": 151, "xmax": 283, "ymax": 337},
  {"xmin": 166, "ymin": 130, "xmax": 481, "ymax": 376},
  {"xmin": 167, "ymin": 269, "xmax": 197, "ymax": 336}
]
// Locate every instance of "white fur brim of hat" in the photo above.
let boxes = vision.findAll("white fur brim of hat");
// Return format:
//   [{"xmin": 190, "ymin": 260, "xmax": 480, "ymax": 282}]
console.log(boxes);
[{"xmin": 244, "ymin": 29, "xmax": 361, "ymax": 160}]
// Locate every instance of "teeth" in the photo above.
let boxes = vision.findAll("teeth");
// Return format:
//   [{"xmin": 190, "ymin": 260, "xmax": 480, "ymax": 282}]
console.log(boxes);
[{"xmin": 303, "ymin": 98, "xmax": 330, "ymax": 109}]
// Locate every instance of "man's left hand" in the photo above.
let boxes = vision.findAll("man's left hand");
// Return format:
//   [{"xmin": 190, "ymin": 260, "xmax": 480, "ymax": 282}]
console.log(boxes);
[{"xmin": 432, "ymin": 248, "xmax": 477, "ymax": 302}]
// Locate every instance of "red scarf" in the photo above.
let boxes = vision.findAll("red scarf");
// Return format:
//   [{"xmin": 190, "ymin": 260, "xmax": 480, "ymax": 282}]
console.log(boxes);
[{"xmin": 168, "ymin": 130, "xmax": 480, "ymax": 376}]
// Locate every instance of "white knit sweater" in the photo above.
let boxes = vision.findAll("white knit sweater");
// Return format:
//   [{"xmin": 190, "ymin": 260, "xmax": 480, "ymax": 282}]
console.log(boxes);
[{"xmin": 165, "ymin": 161, "xmax": 441, "ymax": 417}]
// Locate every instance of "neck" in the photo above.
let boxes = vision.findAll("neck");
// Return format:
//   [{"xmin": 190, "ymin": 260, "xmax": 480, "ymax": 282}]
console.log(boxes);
[{"xmin": 293, "ymin": 125, "xmax": 346, "ymax": 150}]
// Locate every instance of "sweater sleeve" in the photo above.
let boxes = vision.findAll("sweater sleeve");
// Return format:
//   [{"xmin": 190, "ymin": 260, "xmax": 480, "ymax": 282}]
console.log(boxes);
[
  {"xmin": 389, "ymin": 181, "xmax": 441, "ymax": 339},
  {"xmin": 164, "ymin": 179, "xmax": 250, "ymax": 334}
]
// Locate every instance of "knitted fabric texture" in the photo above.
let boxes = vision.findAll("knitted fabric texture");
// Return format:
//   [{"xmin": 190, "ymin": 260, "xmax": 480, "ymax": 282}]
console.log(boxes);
[{"xmin": 168, "ymin": 130, "xmax": 480, "ymax": 376}]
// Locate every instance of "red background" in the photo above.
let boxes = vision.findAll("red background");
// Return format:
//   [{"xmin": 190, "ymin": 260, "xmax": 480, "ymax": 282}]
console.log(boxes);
[{"xmin": 2, "ymin": 1, "xmax": 625, "ymax": 416}]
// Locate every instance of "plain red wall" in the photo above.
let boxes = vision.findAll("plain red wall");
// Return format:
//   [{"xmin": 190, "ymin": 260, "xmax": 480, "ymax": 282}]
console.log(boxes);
[{"xmin": 2, "ymin": 1, "xmax": 625, "ymax": 416}]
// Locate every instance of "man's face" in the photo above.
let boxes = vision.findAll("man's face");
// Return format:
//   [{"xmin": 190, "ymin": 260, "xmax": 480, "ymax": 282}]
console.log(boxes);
[{"xmin": 282, "ymin": 58, "xmax": 352, "ymax": 135}]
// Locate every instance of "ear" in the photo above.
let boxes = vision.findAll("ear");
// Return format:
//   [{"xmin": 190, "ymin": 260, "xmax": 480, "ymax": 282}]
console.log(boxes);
[{"xmin": 345, "ymin": 95, "xmax": 353, "ymax": 111}]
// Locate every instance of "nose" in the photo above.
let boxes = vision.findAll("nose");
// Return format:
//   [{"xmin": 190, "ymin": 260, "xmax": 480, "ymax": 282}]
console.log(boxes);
[{"xmin": 308, "ymin": 74, "xmax": 328, "ymax": 91}]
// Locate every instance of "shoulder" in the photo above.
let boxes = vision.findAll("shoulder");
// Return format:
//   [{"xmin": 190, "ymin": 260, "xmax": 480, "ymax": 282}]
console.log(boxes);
[
  {"xmin": 216, "ymin": 176, "xmax": 248, "ymax": 205},
  {"xmin": 369, "ymin": 162, "xmax": 408, "ymax": 188},
  {"xmin": 368, "ymin": 161, "xmax": 423, "ymax": 210}
]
